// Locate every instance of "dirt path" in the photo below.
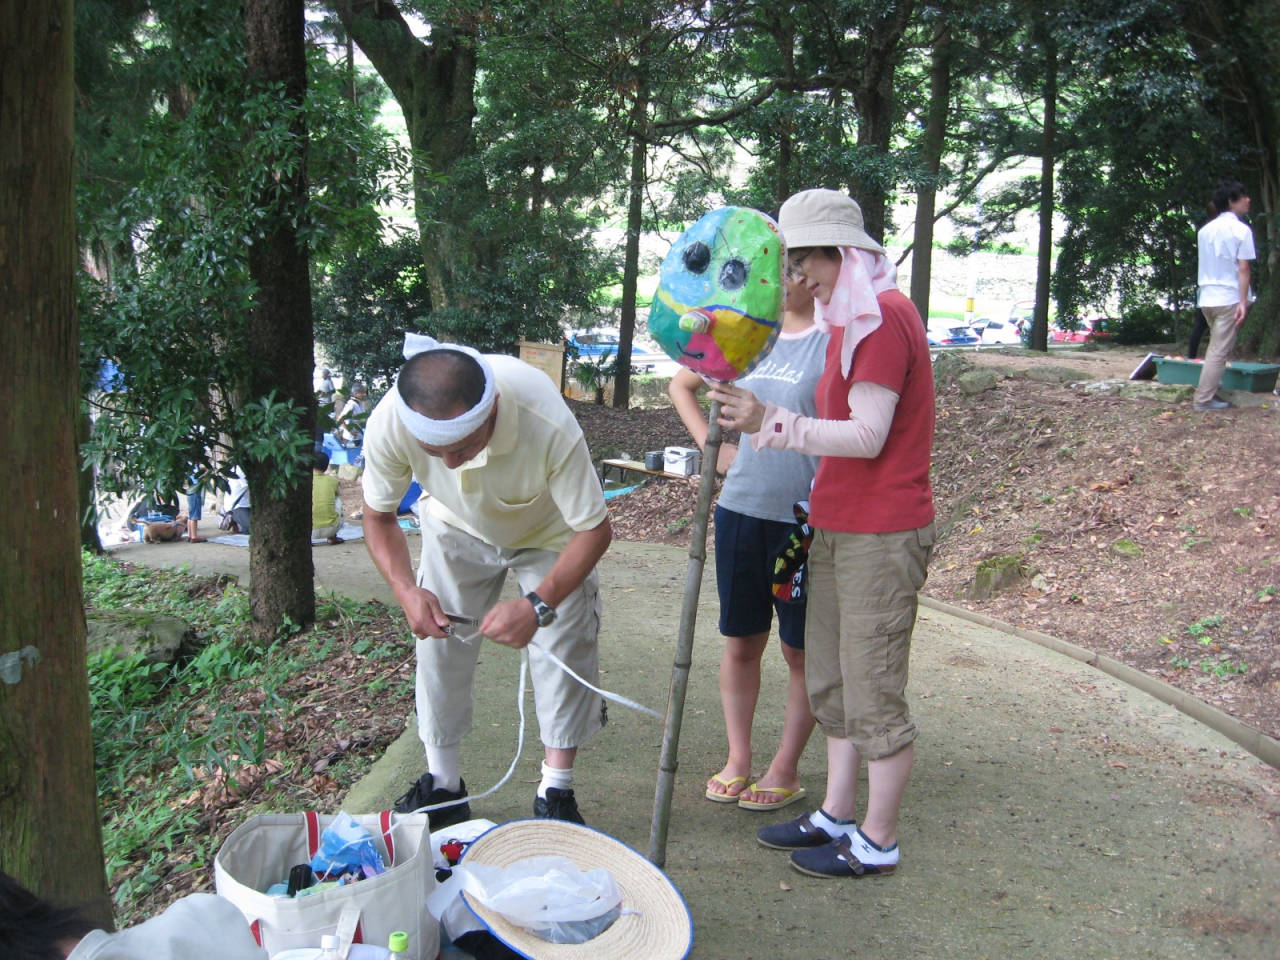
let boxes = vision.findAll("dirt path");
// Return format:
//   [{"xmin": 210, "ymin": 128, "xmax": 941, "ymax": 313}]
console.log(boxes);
[{"xmin": 122, "ymin": 536, "xmax": 1280, "ymax": 958}]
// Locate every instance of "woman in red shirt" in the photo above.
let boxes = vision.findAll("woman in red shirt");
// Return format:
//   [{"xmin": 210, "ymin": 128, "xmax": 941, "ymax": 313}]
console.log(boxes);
[{"xmin": 709, "ymin": 188, "xmax": 936, "ymax": 880}]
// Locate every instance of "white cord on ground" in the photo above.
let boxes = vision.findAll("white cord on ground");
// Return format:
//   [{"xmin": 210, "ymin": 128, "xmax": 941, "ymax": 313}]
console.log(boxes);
[{"xmin": 392, "ymin": 637, "xmax": 661, "ymax": 829}]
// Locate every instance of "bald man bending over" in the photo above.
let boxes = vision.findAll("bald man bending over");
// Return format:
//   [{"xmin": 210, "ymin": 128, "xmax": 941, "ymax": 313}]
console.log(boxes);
[{"xmin": 361, "ymin": 334, "xmax": 612, "ymax": 827}]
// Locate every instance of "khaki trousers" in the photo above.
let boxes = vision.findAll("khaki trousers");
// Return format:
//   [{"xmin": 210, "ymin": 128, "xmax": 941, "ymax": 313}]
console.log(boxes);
[
  {"xmin": 1193, "ymin": 304, "xmax": 1240, "ymax": 406},
  {"xmin": 804, "ymin": 523, "xmax": 934, "ymax": 760},
  {"xmin": 413, "ymin": 514, "xmax": 606, "ymax": 750}
]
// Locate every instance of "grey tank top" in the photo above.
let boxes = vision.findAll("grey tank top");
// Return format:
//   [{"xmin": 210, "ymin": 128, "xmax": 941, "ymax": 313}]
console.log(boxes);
[{"xmin": 718, "ymin": 325, "xmax": 829, "ymax": 523}]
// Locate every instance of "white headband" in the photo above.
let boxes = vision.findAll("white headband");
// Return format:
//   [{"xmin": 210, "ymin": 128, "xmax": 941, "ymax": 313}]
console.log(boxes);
[{"xmin": 394, "ymin": 333, "xmax": 497, "ymax": 446}]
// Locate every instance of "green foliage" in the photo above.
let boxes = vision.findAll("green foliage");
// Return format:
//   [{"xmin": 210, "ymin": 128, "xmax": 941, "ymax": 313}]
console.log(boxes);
[
  {"xmin": 313, "ymin": 234, "xmax": 430, "ymax": 390},
  {"xmin": 1103, "ymin": 304, "xmax": 1177, "ymax": 346},
  {"xmin": 77, "ymin": 1, "xmax": 406, "ymax": 502},
  {"xmin": 83, "ymin": 553, "xmax": 314, "ymax": 917},
  {"xmin": 1186, "ymin": 614, "xmax": 1224, "ymax": 639},
  {"xmin": 570, "ymin": 350, "xmax": 619, "ymax": 405}
]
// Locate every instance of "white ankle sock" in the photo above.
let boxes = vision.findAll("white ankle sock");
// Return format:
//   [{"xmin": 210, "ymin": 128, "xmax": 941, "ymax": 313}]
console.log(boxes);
[
  {"xmin": 537, "ymin": 761, "xmax": 574, "ymax": 799},
  {"xmin": 849, "ymin": 827, "xmax": 900, "ymax": 867},
  {"xmin": 424, "ymin": 745, "xmax": 462, "ymax": 793},
  {"xmin": 809, "ymin": 807, "xmax": 858, "ymax": 840}
]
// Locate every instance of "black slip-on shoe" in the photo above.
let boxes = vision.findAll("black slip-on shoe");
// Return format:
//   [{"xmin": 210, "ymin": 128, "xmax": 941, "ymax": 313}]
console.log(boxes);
[
  {"xmin": 789, "ymin": 835, "xmax": 897, "ymax": 878},
  {"xmin": 757, "ymin": 813, "xmax": 836, "ymax": 851}
]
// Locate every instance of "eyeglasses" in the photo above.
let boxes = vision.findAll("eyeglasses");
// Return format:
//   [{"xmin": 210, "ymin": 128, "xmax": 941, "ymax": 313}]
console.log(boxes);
[{"xmin": 786, "ymin": 250, "xmax": 816, "ymax": 281}]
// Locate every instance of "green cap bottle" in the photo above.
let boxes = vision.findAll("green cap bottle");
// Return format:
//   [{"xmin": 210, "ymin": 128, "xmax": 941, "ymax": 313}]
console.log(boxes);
[{"xmin": 388, "ymin": 931, "xmax": 409, "ymax": 958}]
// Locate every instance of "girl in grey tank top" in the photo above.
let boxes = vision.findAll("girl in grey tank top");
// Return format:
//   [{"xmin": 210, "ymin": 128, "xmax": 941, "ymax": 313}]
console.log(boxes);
[{"xmin": 668, "ymin": 273, "xmax": 826, "ymax": 810}]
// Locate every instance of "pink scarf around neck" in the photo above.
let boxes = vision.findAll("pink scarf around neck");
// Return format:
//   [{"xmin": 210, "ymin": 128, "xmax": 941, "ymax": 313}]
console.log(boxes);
[{"xmin": 813, "ymin": 248, "xmax": 899, "ymax": 377}]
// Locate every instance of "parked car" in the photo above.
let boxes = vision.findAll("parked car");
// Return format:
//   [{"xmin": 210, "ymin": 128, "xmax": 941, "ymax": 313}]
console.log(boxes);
[
  {"xmin": 566, "ymin": 327, "xmax": 666, "ymax": 373},
  {"xmin": 926, "ymin": 319, "xmax": 980, "ymax": 347},
  {"xmin": 969, "ymin": 317, "xmax": 1023, "ymax": 345},
  {"xmin": 567, "ymin": 327, "xmax": 622, "ymax": 358},
  {"xmin": 1049, "ymin": 324, "xmax": 1090, "ymax": 344}
]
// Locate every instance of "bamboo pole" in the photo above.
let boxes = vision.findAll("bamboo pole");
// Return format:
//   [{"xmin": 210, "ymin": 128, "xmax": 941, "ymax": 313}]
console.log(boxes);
[{"xmin": 650, "ymin": 400, "xmax": 723, "ymax": 867}]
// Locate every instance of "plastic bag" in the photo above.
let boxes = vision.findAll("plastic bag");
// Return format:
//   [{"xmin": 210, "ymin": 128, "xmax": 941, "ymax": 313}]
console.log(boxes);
[
  {"xmin": 309, "ymin": 812, "xmax": 386, "ymax": 880},
  {"xmin": 448, "ymin": 856, "xmax": 624, "ymax": 944}
]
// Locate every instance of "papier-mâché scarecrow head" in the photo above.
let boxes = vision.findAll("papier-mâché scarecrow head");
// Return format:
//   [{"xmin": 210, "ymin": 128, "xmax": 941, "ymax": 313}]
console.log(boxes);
[{"xmin": 648, "ymin": 207, "xmax": 785, "ymax": 381}]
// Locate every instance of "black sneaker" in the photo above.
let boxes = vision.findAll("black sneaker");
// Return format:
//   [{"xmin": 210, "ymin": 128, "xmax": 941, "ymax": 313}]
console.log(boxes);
[
  {"xmin": 393, "ymin": 772, "xmax": 471, "ymax": 830},
  {"xmin": 533, "ymin": 786, "xmax": 585, "ymax": 824}
]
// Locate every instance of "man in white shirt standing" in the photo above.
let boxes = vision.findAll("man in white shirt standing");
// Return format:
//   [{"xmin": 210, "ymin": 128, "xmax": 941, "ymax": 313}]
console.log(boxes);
[{"xmin": 1194, "ymin": 180, "xmax": 1256, "ymax": 411}]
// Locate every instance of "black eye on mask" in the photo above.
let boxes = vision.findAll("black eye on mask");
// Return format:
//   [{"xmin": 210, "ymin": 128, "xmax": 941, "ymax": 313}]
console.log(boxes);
[
  {"xmin": 682, "ymin": 241, "xmax": 711, "ymax": 274},
  {"xmin": 719, "ymin": 258, "xmax": 748, "ymax": 291}
]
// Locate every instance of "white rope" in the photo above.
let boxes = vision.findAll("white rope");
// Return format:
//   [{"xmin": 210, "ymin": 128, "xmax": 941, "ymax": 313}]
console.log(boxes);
[
  {"xmin": 394, "ymin": 648, "xmax": 528, "ymax": 826},
  {"xmin": 390, "ymin": 636, "xmax": 661, "ymax": 830}
]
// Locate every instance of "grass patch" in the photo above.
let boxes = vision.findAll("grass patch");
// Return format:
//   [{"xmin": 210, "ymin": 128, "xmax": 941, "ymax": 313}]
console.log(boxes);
[{"xmin": 84, "ymin": 553, "xmax": 413, "ymax": 924}]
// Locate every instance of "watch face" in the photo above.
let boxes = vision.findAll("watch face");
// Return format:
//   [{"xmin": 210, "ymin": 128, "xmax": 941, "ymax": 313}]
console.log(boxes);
[{"xmin": 528, "ymin": 593, "xmax": 556, "ymax": 626}]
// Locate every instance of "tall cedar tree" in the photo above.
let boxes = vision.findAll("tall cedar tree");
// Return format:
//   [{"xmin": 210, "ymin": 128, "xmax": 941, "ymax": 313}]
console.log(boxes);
[
  {"xmin": 244, "ymin": 0, "xmax": 318, "ymax": 638},
  {"xmin": 0, "ymin": 0, "xmax": 113, "ymax": 923}
]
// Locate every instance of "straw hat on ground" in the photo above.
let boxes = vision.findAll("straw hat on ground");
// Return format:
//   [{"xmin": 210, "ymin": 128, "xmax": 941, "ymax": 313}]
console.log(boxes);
[
  {"xmin": 778, "ymin": 188, "xmax": 885, "ymax": 255},
  {"xmin": 459, "ymin": 820, "xmax": 693, "ymax": 960}
]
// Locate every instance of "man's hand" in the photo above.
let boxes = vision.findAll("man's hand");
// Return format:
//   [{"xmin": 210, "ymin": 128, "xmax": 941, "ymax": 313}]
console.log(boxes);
[
  {"xmin": 480, "ymin": 598, "xmax": 539, "ymax": 649},
  {"xmin": 396, "ymin": 584, "xmax": 451, "ymax": 640},
  {"xmin": 1234, "ymin": 301, "xmax": 1249, "ymax": 325}
]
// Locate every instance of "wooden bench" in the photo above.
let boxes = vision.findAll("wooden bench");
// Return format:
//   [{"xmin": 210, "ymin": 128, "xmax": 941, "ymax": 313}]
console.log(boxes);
[{"xmin": 599, "ymin": 458, "xmax": 699, "ymax": 485}]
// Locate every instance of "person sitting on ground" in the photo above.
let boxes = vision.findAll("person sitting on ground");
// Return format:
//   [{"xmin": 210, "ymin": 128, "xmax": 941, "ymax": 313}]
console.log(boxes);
[
  {"xmin": 224, "ymin": 466, "xmax": 251, "ymax": 534},
  {"xmin": 668, "ymin": 267, "xmax": 825, "ymax": 811},
  {"xmin": 0, "ymin": 870, "xmax": 266, "ymax": 960},
  {"xmin": 123, "ymin": 493, "xmax": 180, "ymax": 542},
  {"xmin": 311, "ymin": 451, "xmax": 343, "ymax": 544}
]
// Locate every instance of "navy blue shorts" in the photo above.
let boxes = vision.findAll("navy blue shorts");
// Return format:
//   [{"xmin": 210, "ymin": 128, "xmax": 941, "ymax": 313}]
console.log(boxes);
[{"xmin": 714, "ymin": 504, "xmax": 806, "ymax": 648}]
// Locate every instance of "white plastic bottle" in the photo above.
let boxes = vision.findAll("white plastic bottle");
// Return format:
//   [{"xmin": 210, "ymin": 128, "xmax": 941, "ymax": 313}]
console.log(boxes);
[
  {"xmin": 317, "ymin": 934, "xmax": 343, "ymax": 960},
  {"xmin": 387, "ymin": 931, "xmax": 410, "ymax": 960}
]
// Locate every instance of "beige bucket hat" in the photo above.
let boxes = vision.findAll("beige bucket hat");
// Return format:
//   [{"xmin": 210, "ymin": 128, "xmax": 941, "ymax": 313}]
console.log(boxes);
[
  {"xmin": 778, "ymin": 188, "xmax": 885, "ymax": 255},
  {"xmin": 459, "ymin": 819, "xmax": 693, "ymax": 960}
]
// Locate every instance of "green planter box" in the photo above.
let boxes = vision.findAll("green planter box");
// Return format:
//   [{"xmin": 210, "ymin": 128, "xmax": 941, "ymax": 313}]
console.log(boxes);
[
  {"xmin": 1153, "ymin": 357, "xmax": 1280, "ymax": 392},
  {"xmin": 1153, "ymin": 357, "xmax": 1203, "ymax": 386},
  {"xmin": 1221, "ymin": 362, "xmax": 1280, "ymax": 393}
]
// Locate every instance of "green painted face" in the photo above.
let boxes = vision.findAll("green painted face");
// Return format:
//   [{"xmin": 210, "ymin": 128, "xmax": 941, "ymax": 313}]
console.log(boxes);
[{"xmin": 649, "ymin": 207, "xmax": 785, "ymax": 380}]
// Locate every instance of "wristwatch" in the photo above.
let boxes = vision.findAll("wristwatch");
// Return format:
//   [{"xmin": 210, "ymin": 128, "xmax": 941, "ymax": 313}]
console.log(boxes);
[{"xmin": 525, "ymin": 591, "xmax": 557, "ymax": 628}]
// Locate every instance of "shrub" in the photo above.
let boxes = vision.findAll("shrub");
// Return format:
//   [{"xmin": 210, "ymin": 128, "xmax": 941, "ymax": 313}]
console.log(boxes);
[{"xmin": 1106, "ymin": 304, "xmax": 1176, "ymax": 345}]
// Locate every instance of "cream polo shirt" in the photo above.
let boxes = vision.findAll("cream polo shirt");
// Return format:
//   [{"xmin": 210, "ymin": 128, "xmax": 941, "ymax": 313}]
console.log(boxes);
[
  {"xmin": 1198, "ymin": 212, "xmax": 1256, "ymax": 307},
  {"xmin": 362, "ymin": 354, "xmax": 607, "ymax": 551}
]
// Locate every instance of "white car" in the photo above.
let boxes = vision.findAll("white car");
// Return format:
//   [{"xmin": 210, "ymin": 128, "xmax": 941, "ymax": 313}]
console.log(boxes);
[{"xmin": 969, "ymin": 318, "xmax": 1024, "ymax": 345}]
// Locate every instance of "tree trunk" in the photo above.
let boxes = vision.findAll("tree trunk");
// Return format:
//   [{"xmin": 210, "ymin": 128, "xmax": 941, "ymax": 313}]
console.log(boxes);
[
  {"xmin": 332, "ymin": 1, "xmax": 484, "ymax": 312},
  {"xmin": 774, "ymin": 17, "xmax": 796, "ymax": 209},
  {"xmin": 849, "ymin": 0, "xmax": 915, "ymax": 243},
  {"xmin": 1030, "ymin": 24, "xmax": 1057, "ymax": 354},
  {"xmin": 613, "ymin": 84, "xmax": 650, "ymax": 411},
  {"xmin": 245, "ymin": 0, "xmax": 317, "ymax": 641},
  {"xmin": 909, "ymin": 25, "xmax": 952, "ymax": 323},
  {"xmin": 0, "ymin": 0, "xmax": 112, "ymax": 924}
]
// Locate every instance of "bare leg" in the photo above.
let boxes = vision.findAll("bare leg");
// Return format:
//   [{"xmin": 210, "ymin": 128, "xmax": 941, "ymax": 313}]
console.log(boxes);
[
  {"xmin": 707, "ymin": 632, "xmax": 769, "ymax": 798},
  {"xmin": 739, "ymin": 642, "xmax": 816, "ymax": 803},
  {"xmin": 860, "ymin": 743, "xmax": 914, "ymax": 848},
  {"xmin": 545, "ymin": 746, "xmax": 577, "ymax": 770},
  {"xmin": 820, "ymin": 735, "xmax": 861, "ymax": 822}
]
